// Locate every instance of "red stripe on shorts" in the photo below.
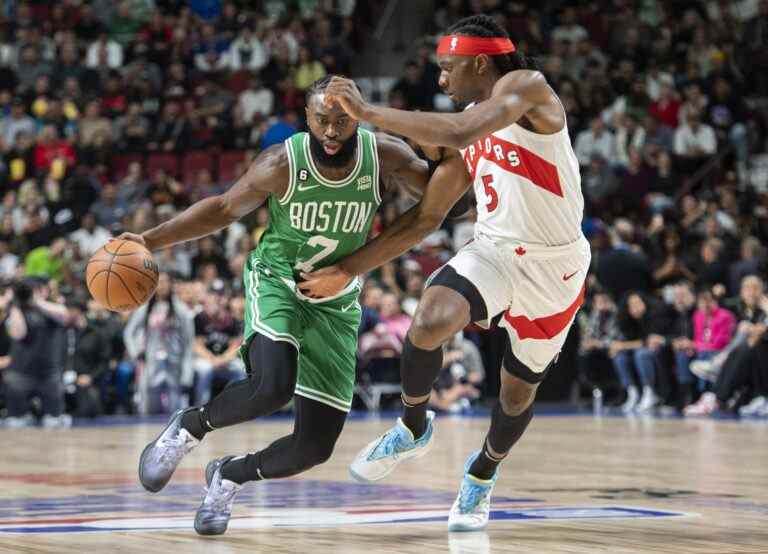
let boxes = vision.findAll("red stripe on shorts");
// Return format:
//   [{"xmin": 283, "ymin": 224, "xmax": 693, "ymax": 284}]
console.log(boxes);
[{"xmin": 503, "ymin": 284, "xmax": 586, "ymax": 340}]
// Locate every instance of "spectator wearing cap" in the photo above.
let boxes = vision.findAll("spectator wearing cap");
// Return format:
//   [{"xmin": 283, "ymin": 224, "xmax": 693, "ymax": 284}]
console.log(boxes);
[{"xmin": 192, "ymin": 283, "xmax": 245, "ymax": 405}]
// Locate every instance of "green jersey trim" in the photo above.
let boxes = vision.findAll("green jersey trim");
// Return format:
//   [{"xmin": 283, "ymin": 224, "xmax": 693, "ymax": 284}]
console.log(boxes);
[
  {"xmin": 304, "ymin": 133, "xmax": 364, "ymax": 187},
  {"xmin": 278, "ymin": 138, "xmax": 297, "ymax": 205},
  {"xmin": 247, "ymin": 262, "xmax": 301, "ymax": 349},
  {"xmin": 370, "ymin": 132, "xmax": 382, "ymax": 205},
  {"xmin": 295, "ymin": 384, "xmax": 351, "ymax": 412}
]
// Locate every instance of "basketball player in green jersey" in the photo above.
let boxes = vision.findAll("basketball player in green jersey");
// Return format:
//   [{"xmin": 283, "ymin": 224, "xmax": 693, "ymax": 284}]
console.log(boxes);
[{"xmin": 119, "ymin": 75, "xmax": 469, "ymax": 536}]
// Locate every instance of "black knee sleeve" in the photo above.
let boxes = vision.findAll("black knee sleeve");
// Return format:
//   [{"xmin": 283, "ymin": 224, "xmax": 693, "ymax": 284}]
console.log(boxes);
[
  {"xmin": 427, "ymin": 265, "xmax": 488, "ymax": 323},
  {"xmin": 400, "ymin": 336, "xmax": 444, "ymax": 398},
  {"xmin": 503, "ymin": 339, "xmax": 554, "ymax": 384},
  {"xmin": 486, "ymin": 402, "xmax": 533, "ymax": 455},
  {"xmin": 222, "ymin": 395, "xmax": 347, "ymax": 484},
  {"xmin": 204, "ymin": 334, "xmax": 298, "ymax": 429}
]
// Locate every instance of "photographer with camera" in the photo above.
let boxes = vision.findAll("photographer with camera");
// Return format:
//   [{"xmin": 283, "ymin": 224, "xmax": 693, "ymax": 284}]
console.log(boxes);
[{"xmin": 1, "ymin": 278, "xmax": 70, "ymax": 428}]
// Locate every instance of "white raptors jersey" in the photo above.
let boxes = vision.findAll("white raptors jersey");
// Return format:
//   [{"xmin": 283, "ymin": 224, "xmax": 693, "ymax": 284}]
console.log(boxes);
[{"xmin": 460, "ymin": 116, "xmax": 584, "ymax": 247}]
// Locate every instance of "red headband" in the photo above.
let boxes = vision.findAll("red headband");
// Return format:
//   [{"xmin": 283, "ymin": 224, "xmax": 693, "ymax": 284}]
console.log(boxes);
[{"xmin": 436, "ymin": 35, "xmax": 516, "ymax": 56}]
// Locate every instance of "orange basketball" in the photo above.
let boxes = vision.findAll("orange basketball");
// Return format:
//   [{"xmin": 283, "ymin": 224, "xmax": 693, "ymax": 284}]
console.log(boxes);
[{"xmin": 85, "ymin": 239, "xmax": 159, "ymax": 312}]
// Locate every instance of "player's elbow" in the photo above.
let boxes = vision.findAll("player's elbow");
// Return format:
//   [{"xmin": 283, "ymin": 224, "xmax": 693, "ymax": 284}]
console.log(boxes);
[
  {"xmin": 443, "ymin": 127, "xmax": 470, "ymax": 150},
  {"xmin": 218, "ymin": 194, "xmax": 243, "ymax": 223}
]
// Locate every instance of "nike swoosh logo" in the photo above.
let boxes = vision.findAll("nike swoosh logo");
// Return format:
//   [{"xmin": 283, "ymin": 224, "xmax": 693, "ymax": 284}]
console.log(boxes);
[
  {"xmin": 341, "ymin": 300, "xmax": 357, "ymax": 312},
  {"xmin": 297, "ymin": 183, "xmax": 321, "ymax": 192},
  {"xmin": 563, "ymin": 271, "xmax": 578, "ymax": 281}
]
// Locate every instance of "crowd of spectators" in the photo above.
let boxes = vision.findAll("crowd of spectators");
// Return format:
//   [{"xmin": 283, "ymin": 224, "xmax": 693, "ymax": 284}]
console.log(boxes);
[{"xmin": 3, "ymin": 0, "xmax": 768, "ymax": 425}]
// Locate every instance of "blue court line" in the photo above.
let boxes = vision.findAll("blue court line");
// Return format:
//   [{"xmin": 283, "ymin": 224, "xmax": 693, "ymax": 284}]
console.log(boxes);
[{"xmin": 63, "ymin": 404, "xmax": 766, "ymax": 428}]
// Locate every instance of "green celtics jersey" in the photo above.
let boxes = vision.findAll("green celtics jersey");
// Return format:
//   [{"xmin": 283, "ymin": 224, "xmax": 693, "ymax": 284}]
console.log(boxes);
[{"xmin": 253, "ymin": 128, "xmax": 381, "ymax": 283}]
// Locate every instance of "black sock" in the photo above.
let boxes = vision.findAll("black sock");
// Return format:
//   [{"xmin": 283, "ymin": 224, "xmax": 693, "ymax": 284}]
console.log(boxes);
[
  {"xmin": 402, "ymin": 394, "xmax": 430, "ymax": 439},
  {"xmin": 221, "ymin": 454, "xmax": 260, "ymax": 485},
  {"xmin": 181, "ymin": 406, "xmax": 211, "ymax": 441},
  {"xmin": 468, "ymin": 441, "xmax": 505, "ymax": 480},
  {"xmin": 468, "ymin": 403, "xmax": 534, "ymax": 480},
  {"xmin": 400, "ymin": 336, "xmax": 443, "ymax": 438}
]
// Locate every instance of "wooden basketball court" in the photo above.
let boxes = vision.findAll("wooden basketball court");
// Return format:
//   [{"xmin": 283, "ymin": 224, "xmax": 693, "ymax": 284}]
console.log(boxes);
[{"xmin": 2, "ymin": 413, "xmax": 767, "ymax": 553}]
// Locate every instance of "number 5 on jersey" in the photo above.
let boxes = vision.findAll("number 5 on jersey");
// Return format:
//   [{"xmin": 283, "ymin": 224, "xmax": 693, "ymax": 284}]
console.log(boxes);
[{"xmin": 481, "ymin": 174, "xmax": 498, "ymax": 213}]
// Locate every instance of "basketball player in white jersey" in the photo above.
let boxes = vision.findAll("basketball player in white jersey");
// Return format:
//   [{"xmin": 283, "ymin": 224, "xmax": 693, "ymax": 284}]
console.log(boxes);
[{"xmin": 299, "ymin": 15, "xmax": 590, "ymax": 531}]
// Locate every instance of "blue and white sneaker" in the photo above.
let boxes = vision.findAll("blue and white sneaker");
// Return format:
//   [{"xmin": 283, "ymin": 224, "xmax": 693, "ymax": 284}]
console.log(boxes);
[
  {"xmin": 138, "ymin": 408, "xmax": 200, "ymax": 493},
  {"xmin": 349, "ymin": 411, "xmax": 436, "ymax": 482},
  {"xmin": 194, "ymin": 456, "xmax": 242, "ymax": 536},
  {"xmin": 448, "ymin": 452, "xmax": 498, "ymax": 532}
]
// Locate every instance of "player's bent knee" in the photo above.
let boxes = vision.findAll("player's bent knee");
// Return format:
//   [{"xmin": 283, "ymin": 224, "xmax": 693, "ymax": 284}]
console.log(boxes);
[
  {"xmin": 499, "ymin": 381, "xmax": 537, "ymax": 416},
  {"xmin": 410, "ymin": 305, "xmax": 466, "ymax": 350},
  {"xmin": 299, "ymin": 439, "xmax": 336, "ymax": 468}
]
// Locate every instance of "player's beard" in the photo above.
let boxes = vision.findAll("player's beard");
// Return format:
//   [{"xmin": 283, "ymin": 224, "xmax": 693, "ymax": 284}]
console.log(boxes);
[{"xmin": 309, "ymin": 129, "xmax": 359, "ymax": 169}]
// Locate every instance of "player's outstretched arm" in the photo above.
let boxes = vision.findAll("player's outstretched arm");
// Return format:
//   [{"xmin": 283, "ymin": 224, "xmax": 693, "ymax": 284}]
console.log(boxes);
[
  {"xmin": 299, "ymin": 150, "xmax": 470, "ymax": 298},
  {"xmin": 119, "ymin": 145, "xmax": 288, "ymax": 251},
  {"xmin": 324, "ymin": 73, "xmax": 550, "ymax": 150}
]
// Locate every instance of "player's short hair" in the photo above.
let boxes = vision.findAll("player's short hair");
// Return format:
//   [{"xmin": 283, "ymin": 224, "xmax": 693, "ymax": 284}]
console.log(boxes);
[
  {"xmin": 305, "ymin": 75, "xmax": 362, "ymax": 106},
  {"xmin": 446, "ymin": 15, "xmax": 531, "ymax": 74}
]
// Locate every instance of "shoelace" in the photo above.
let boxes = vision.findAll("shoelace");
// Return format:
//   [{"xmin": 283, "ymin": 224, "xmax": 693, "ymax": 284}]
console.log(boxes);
[
  {"xmin": 370, "ymin": 429, "xmax": 407, "ymax": 460},
  {"xmin": 157, "ymin": 431, "xmax": 194, "ymax": 465},
  {"xmin": 458, "ymin": 480, "xmax": 490, "ymax": 514},
  {"xmin": 203, "ymin": 477, "xmax": 239, "ymax": 512}
]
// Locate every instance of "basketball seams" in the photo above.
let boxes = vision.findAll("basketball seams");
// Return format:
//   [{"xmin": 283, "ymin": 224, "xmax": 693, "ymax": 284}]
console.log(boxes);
[
  {"xmin": 88, "ymin": 240, "xmax": 158, "ymax": 311},
  {"xmin": 111, "ymin": 270, "xmax": 141, "ymax": 307},
  {"xmin": 104, "ymin": 240, "xmax": 131, "ymax": 310},
  {"xmin": 87, "ymin": 269, "xmax": 109, "ymax": 291},
  {"xmin": 108, "ymin": 260, "xmax": 159, "ymax": 283}
]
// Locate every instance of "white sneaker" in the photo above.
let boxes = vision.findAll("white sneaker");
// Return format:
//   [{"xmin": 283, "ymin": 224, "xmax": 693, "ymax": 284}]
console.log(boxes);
[
  {"xmin": 42, "ymin": 414, "xmax": 72, "ymax": 428},
  {"xmin": 690, "ymin": 360, "xmax": 720, "ymax": 382},
  {"xmin": 349, "ymin": 411, "xmax": 435, "ymax": 483},
  {"xmin": 448, "ymin": 452, "xmax": 497, "ymax": 532},
  {"xmin": 621, "ymin": 386, "xmax": 639, "ymax": 414},
  {"xmin": 635, "ymin": 386, "xmax": 660, "ymax": 413},
  {"xmin": 684, "ymin": 392, "xmax": 718, "ymax": 416},
  {"xmin": 739, "ymin": 396, "xmax": 767, "ymax": 416},
  {"xmin": 4, "ymin": 415, "xmax": 34, "ymax": 429}
]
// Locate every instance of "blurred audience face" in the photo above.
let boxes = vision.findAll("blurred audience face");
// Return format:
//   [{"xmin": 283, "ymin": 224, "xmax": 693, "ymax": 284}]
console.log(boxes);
[
  {"xmin": 156, "ymin": 273, "xmax": 172, "ymax": 299},
  {"xmin": 672, "ymin": 282, "xmax": 695, "ymax": 311},
  {"xmin": 740, "ymin": 276, "xmax": 764, "ymax": 307},
  {"xmin": 379, "ymin": 292, "xmax": 402, "ymax": 318},
  {"xmin": 361, "ymin": 285, "xmax": 383, "ymax": 310},
  {"xmin": 697, "ymin": 290, "xmax": 717, "ymax": 313},
  {"xmin": 627, "ymin": 293, "xmax": 646, "ymax": 319},
  {"xmin": 593, "ymin": 291, "xmax": 613, "ymax": 312}
]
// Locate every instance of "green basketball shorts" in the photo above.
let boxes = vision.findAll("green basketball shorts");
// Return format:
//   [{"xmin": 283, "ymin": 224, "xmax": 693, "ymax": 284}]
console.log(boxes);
[{"xmin": 241, "ymin": 257, "xmax": 361, "ymax": 412}]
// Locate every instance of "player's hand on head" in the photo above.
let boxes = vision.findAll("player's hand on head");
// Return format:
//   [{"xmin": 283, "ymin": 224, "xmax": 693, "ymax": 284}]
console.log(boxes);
[
  {"xmin": 298, "ymin": 265, "xmax": 353, "ymax": 298},
  {"xmin": 324, "ymin": 77, "xmax": 368, "ymax": 120}
]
